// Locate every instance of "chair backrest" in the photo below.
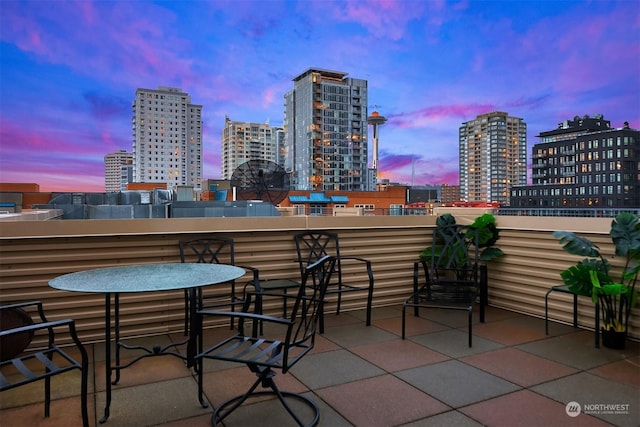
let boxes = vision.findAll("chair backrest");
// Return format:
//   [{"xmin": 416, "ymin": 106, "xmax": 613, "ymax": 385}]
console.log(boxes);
[
  {"xmin": 179, "ymin": 237, "xmax": 235, "ymax": 265},
  {"xmin": 429, "ymin": 224, "xmax": 480, "ymax": 281},
  {"xmin": 294, "ymin": 231, "xmax": 341, "ymax": 281},
  {"xmin": 283, "ymin": 255, "xmax": 335, "ymax": 364}
]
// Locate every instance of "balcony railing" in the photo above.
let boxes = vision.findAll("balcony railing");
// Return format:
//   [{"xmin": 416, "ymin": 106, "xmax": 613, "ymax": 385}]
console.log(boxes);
[{"xmin": 0, "ymin": 215, "xmax": 637, "ymax": 345}]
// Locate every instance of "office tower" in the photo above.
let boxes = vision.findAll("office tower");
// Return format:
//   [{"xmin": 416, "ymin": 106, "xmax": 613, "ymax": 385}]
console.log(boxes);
[
  {"xmin": 510, "ymin": 115, "xmax": 639, "ymax": 209},
  {"xmin": 284, "ymin": 68, "xmax": 369, "ymax": 191},
  {"xmin": 459, "ymin": 111, "xmax": 527, "ymax": 204},
  {"xmin": 221, "ymin": 117, "xmax": 280, "ymax": 179},
  {"xmin": 132, "ymin": 87, "xmax": 202, "ymax": 191},
  {"xmin": 104, "ymin": 150, "xmax": 133, "ymax": 192}
]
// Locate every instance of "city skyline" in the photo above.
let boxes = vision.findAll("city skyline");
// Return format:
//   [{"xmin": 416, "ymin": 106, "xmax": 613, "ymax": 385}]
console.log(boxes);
[{"xmin": 1, "ymin": 0, "xmax": 638, "ymax": 192}]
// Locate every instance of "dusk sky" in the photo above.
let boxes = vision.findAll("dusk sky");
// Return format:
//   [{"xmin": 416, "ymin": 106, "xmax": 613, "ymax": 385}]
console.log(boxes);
[{"xmin": 1, "ymin": 0, "xmax": 638, "ymax": 193}]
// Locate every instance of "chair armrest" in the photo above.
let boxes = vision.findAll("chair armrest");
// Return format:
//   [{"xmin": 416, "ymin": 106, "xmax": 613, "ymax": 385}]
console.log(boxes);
[
  {"xmin": 0, "ymin": 301, "xmax": 48, "ymax": 325},
  {"xmin": 0, "ymin": 301, "xmax": 43, "ymax": 311},
  {"xmin": 0, "ymin": 319, "xmax": 75, "ymax": 338},
  {"xmin": 338, "ymin": 257, "xmax": 374, "ymax": 285},
  {"xmin": 338, "ymin": 256, "xmax": 371, "ymax": 266},
  {"xmin": 196, "ymin": 309, "xmax": 292, "ymax": 326}
]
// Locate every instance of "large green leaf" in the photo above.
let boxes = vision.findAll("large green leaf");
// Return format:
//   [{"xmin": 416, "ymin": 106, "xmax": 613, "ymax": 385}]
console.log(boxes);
[
  {"xmin": 598, "ymin": 283, "xmax": 629, "ymax": 296},
  {"xmin": 480, "ymin": 247, "xmax": 504, "ymax": 261},
  {"xmin": 436, "ymin": 214, "xmax": 456, "ymax": 228},
  {"xmin": 610, "ymin": 212, "xmax": 640, "ymax": 257},
  {"xmin": 553, "ymin": 231, "xmax": 601, "ymax": 257},
  {"xmin": 560, "ymin": 263, "xmax": 609, "ymax": 296}
]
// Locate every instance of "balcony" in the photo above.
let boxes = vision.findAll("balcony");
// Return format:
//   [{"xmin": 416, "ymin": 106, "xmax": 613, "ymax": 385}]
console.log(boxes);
[{"xmin": 1, "ymin": 215, "xmax": 638, "ymax": 426}]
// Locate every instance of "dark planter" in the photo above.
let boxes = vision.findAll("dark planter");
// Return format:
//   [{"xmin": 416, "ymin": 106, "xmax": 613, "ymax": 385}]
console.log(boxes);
[
  {"xmin": 601, "ymin": 327, "xmax": 626, "ymax": 349},
  {"xmin": 0, "ymin": 307, "xmax": 34, "ymax": 361}
]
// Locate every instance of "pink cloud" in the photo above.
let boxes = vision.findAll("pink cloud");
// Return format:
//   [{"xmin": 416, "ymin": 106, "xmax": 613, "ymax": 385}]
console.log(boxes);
[{"xmin": 389, "ymin": 103, "xmax": 496, "ymax": 128}]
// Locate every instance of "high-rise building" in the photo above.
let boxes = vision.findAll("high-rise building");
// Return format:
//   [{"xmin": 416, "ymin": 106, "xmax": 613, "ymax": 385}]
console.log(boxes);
[
  {"xmin": 132, "ymin": 87, "xmax": 202, "ymax": 191},
  {"xmin": 459, "ymin": 111, "xmax": 527, "ymax": 204},
  {"xmin": 284, "ymin": 68, "xmax": 369, "ymax": 191},
  {"xmin": 510, "ymin": 115, "xmax": 639, "ymax": 209},
  {"xmin": 104, "ymin": 150, "xmax": 133, "ymax": 192},
  {"xmin": 221, "ymin": 117, "xmax": 280, "ymax": 179}
]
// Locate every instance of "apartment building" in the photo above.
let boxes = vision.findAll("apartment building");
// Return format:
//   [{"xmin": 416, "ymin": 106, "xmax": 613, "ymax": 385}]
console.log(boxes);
[
  {"xmin": 510, "ymin": 115, "xmax": 639, "ymax": 209},
  {"xmin": 104, "ymin": 150, "xmax": 132, "ymax": 192},
  {"xmin": 459, "ymin": 111, "xmax": 527, "ymax": 205},
  {"xmin": 221, "ymin": 117, "xmax": 281, "ymax": 179},
  {"xmin": 284, "ymin": 68, "xmax": 369, "ymax": 191},
  {"xmin": 132, "ymin": 87, "xmax": 202, "ymax": 190}
]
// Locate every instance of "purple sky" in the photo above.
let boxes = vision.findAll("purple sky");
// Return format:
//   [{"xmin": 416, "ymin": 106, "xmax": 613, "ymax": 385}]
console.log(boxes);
[{"xmin": 1, "ymin": 0, "xmax": 638, "ymax": 192}]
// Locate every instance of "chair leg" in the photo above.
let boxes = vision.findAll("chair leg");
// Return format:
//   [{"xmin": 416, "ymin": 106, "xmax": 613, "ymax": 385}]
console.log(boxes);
[
  {"xmin": 183, "ymin": 289, "xmax": 189, "ymax": 336},
  {"xmin": 572, "ymin": 293, "xmax": 578, "ymax": 328},
  {"xmin": 401, "ymin": 303, "xmax": 406, "ymax": 340},
  {"xmin": 44, "ymin": 375, "xmax": 51, "ymax": 418},
  {"xmin": 211, "ymin": 367, "xmax": 319, "ymax": 427},
  {"xmin": 544, "ymin": 288, "xmax": 552, "ymax": 335},
  {"xmin": 595, "ymin": 300, "xmax": 600, "ymax": 348},
  {"xmin": 365, "ymin": 284, "xmax": 373, "ymax": 327},
  {"xmin": 468, "ymin": 309, "xmax": 473, "ymax": 347},
  {"xmin": 80, "ymin": 349, "xmax": 89, "ymax": 427}
]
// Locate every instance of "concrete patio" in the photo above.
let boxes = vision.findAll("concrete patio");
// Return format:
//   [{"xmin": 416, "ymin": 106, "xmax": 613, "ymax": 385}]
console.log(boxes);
[{"xmin": 1, "ymin": 305, "xmax": 638, "ymax": 427}]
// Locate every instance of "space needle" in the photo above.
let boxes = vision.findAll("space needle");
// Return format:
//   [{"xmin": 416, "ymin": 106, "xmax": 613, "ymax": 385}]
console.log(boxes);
[{"xmin": 367, "ymin": 108, "xmax": 387, "ymax": 186}]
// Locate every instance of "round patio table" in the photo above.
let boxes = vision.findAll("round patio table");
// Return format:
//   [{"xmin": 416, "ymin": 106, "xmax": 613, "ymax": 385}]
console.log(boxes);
[{"xmin": 49, "ymin": 262, "xmax": 245, "ymax": 423}]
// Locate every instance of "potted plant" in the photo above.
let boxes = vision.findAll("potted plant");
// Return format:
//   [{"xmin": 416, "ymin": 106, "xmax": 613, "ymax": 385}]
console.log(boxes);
[
  {"xmin": 553, "ymin": 212, "xmax": 639, "ymax": 349},
  {"xmin": 420, "ymin": 213, "xmax": 505, "ymax": 262}
]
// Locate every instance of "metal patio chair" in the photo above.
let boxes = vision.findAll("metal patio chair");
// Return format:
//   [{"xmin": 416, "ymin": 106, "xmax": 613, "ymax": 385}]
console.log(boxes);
[
  {"xmin": 294, "ymin": 231, "xmax": 374, "ymax": 333},
  {"xmin": 192, "ymin": 255, "xmax": 335, "ymax": 426},
  {"xmin": 402, "ymin": 224, "xmax": 484, "ymax": 347},
  {"xmin": 180, "ymin": 236, "xmax": 301, "ymax": 334},
  {"xmin": 0, "ymin": 301, "xmax": 89, "ymax": 427},
  {"xmin": 179, "ymin": 237, "xmax": 247, "ymax": 332}
]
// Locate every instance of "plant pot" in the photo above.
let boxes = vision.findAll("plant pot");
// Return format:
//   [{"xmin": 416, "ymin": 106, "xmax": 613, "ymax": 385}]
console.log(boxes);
[{"xmin": 601, "ymin": 328, "xmax": 626, "ymax": 349}]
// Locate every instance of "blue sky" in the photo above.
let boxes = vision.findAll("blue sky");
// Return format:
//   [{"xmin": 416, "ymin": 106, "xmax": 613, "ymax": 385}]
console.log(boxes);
[{"xmin": 1, "ymin": 0, "xmax": 638, "ymax": 192}]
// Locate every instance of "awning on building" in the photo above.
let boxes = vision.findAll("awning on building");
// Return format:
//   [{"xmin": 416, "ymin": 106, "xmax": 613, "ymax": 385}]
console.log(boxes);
[{"xmin": 288, "ymin": 192, "xmax": 349, "ymax": 204}]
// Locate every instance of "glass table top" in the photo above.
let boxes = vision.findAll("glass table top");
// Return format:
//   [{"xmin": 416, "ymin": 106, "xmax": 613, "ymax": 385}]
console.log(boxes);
[{"xmin": 49, "ymin": 263, "xmax": 246, "ymax": 293}]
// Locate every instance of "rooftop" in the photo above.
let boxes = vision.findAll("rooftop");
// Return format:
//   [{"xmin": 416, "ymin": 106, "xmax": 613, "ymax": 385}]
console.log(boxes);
[{"xmin": 2, "ymin": 306, "xmax": 638, "ymax": 427}]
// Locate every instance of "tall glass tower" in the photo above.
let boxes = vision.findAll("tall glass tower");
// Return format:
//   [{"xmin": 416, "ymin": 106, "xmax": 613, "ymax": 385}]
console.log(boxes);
[
  {"xmin": 284, "ymin": 68, "xmax": 369, "ymax": 191},
  {"xmin": 459, "ymin": 111, "xmax": 527, "ymax": 205}
]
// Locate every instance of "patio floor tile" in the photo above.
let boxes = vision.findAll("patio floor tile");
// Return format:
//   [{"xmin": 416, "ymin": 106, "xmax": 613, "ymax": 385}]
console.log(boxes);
[
  {"xmin": 374, "ymin": 312, "xmax": 451, "ymax": 337},
  {"xmin": 516, "ymin": 330, "xmax": 631, "ymax": 370},
  {"xmin": 409, "ymin": 328, "xmax": 504, "ymax": 358},
  {"xmin": 317, "ymin": 374, "xmax": 450, "ymax": 427},
  {"xmin": 94, "ymin": 377, "xmax": 210, "ymax": 427},
  {"xmin": 349, "ymin": 338, "xmax": 449, "ymax": 372},
  {"xmin": 460, "ymin": 389, "xmax": 611, "ymax": 427},
  {"xmin": 460, "ymin": 347, "xmax": 578, "ymax": 387},
  {"xmin": 395, "ymin": 359, "xmax": 521, "ymax": 408},
  {"xmin": 471, "ymin": 317, "xmax": 549, "ymax": 345},
  {"xmin": 531, "ymin": 372, "xmax": 640, "ymax": 427},
  {"xmin": 290, "ymin": 348, "xmax": 385, "ymax": 389},
  {"xmin": 321, "ymin": 322, "xmax": 398, "ymax": 348},
  {"xmin": 588, "ymin": 355, "xmax": 640, "ymax": 387},
  {"xmin": 399, "ymin": 410, "xmax": 483, "ymax": 427}
]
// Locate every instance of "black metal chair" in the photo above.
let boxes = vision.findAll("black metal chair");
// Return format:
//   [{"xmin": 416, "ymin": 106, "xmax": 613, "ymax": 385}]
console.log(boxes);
[
  {"xmin": 0, "ymin": 301, "xmax": 89, "ymax": 427},
  {"xmin": 192, "ymin": 255, "xmax": 336, "ymax": 427},
  {"xmin": 179, "ymin": 236, "xmax": 300, "ymax": 334},
  {"xmin": 545, "ymin": 284, "xmax": 600, "ymax": 347},
  {"xmin": 294, "ymin": 231, "xmax": 374, "ymax": 333},
  {"xmin": 179, "ymin": 237, "xmax": 245, "ymax": 332},
  {"xmin": 402, "ymin": 224, "xmax": 484, "ymax": 347}
]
